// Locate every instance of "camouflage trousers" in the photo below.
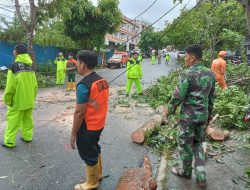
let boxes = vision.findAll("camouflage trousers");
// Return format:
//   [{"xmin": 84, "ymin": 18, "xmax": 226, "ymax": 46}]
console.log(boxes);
[{"xmin": 177, "ymin": 120, "xmax": 206, "ymax": 181}]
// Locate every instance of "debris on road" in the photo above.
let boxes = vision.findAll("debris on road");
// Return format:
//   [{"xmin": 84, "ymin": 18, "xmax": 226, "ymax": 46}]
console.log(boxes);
[
  {"xmin": 206, "ymin": 126, "xmax": 230, "ymax": 141},
  {"xmin": 115, "ymin": 156, "xmax": 157, "ymax": 190},
  {"xmin": 131, "ymin": 115, "xmax": 164, "ymax": 144}
]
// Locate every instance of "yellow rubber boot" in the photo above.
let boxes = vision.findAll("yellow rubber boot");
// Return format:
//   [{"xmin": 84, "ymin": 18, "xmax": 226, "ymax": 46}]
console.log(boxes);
[
  {"xmin": 98, "ymin": 154, "xmax": 103, "ymax": 181},
  {"xmin": 67, "ymin": 82, "xmax": 71, "ymax": 91},
  {"xmin": 72, "ymin": 82, "xmax": 76, "ymax": 91},
  {"xmin": 74, "ymin": 164, "xmax": 99, "ymax": 190}
]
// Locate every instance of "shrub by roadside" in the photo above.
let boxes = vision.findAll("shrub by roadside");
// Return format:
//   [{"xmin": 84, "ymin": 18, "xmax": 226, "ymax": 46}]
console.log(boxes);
[
  {"xmin": 0, "ymin": 64, "xmax": 56, "ymax": 90},
  {"xmin": 135, "ymin": 63, "xmax": 250, "ymax": 153}
]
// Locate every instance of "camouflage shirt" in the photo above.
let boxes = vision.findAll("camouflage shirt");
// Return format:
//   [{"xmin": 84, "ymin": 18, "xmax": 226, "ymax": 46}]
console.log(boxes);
[{"xmin": 167, "ymin": 63, "xmax": 216, "ymax": 122}]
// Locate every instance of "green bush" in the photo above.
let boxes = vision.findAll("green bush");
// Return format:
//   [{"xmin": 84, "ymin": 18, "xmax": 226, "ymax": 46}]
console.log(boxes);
[
  {"xmin": 226, "ymin": 63, "xmax": 250, "ymax": 94},
  {"xmin": 214, "ymin": 85, "xmax": 249, "ymax": 129},
  {"xmin": 36, "ymin": 74, "xmax": 56, "ymax": 88},
  {"xmin": 145, "ymin": 123, "xmax": 178, "ymax": 153},
  {"xmin": 140, "ymin": 62, "xmax": 249, "ymax": 154},
  {"xmin": 36, "ymin": 63, "xmax": 57, "ymax": 76},
  {"xmin": 138, "ymin": 69, "xmax": 181, "ymax": 108},
  {"xmin": 0, "ymin": 72, "xmax": 56, "ymax": 89},
  {"xmin": 0, "ymin": 72, "xmax": 7, "ymax": 89}
]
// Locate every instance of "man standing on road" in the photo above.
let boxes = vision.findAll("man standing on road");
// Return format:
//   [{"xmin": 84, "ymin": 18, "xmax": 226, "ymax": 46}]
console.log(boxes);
[
  {"xmin": 66, "ymin": 53, "xmax": 77, "ymax": 91},
  {"xmin": 164, "ymin": 44, "xmax": 216, "ymax": 188},
  {"xmin": 211, "ymin": 51, "xmax": 227, "ymax": 90},
  {"xmin": 54, "ymin": 52, "xmax": 67, "ymax": 85},
  {"xmin": 152, "ymin": 50, "xmax": 156, "ymax": 65},
  {"xmin": 70, "ymin": 50, "xmax": 109, "ymax": 190},
  {"xmin": 138, "ymin": 52, "xmax": 143, "ymax": 63},
  {"xmin": 165, "ymin": 54, "xmax": 170, "ymax": 64},
  {"xmin": 2, "ymin": 44, "xmax": 38, "ymax": 148},
  {"xmin": 126, "ymin": 51, "xmax": 143, "ymax": 96},
  {"xmin": 158, "ymin": 51, "xmax": 162, "ymax": 64}
]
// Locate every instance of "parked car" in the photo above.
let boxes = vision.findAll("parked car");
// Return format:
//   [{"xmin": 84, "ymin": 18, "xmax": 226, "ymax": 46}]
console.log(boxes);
[
  {"xmin": 177, "ymin": 51, "xmax": 186, "ymax": 60},
  {"xmin": 106, "ymin": 52, "xmax": 130, "ymax": 69},
  {"xmin": 225, "ymin": 50, "xmax": 234, "ymax": 62},
  {"xmin": 225, "ymin": 50, "xmax": 242, "ymax": 64}
]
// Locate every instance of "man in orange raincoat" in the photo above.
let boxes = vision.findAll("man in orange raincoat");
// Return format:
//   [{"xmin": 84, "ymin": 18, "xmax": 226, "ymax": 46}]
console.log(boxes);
[{"xmin": 211, "ymin": 51, "xmax": 227, "ymax": 90}]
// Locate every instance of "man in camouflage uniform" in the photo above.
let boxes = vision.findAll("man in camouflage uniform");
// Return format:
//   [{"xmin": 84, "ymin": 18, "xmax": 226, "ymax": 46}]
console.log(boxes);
[{"xmin": 165, "ymin": 44, "xmax": 216, "ymax": 188}]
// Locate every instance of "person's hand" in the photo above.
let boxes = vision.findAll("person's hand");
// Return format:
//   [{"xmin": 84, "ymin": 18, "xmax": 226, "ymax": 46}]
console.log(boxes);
[{"xmin": 70, "ymin": 134, "xmax": 76, "ymax": 150}]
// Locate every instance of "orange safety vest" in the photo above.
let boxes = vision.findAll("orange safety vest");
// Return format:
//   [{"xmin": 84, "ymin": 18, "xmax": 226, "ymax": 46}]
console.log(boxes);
[{"xmin": 78, "ymin": 72, "xmax": 109, "ymax": 131}]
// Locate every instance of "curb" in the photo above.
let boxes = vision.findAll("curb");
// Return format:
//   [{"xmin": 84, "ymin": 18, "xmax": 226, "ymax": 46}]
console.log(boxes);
[{"xmin": 156, "ymin": 156, "xmax": 168, "ymax": 190}]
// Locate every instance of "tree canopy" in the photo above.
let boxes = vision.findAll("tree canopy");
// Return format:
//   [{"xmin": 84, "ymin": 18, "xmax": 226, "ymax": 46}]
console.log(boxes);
[
  {"xmin": 165, "ymin": 0, "xmax": 246, "ymax": 51},
  {"xmin": 63, "ymin": 0, "xmax": 122, "ymax": 49}
]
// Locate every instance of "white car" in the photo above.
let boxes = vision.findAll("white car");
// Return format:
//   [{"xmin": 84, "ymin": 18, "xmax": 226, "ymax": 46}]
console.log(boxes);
[{"xmin": 177, "ymin": 51, "xmax": 186, "ymax": 60}]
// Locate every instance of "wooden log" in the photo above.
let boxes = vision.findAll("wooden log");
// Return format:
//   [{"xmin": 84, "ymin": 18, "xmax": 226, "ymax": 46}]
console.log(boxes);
[
  {"xmin": 210, "ymin": 130, "xmax": 229, "ymax": 141},
  {"xmin": 115, "ymin": 156, "xmax": 157, "ymax": 190},
  {"xmin": 131, "ymin": 115, "xmax": 164, "ymax": 144},
  {"xmin": 206, "ymin": 114, "xmax": 229, "ymax": 141}
]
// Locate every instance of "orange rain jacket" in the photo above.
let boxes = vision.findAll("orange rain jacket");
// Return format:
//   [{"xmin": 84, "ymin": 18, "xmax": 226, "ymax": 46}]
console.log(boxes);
[{"xmin": 211, "ymin": 51, "xmax": 227, "ymax": 90}]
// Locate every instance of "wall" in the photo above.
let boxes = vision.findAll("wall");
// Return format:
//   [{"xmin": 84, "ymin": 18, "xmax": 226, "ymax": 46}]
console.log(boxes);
[{"xmin": 0, "ymin": 41, "xmax": 59, "ymax": 67}]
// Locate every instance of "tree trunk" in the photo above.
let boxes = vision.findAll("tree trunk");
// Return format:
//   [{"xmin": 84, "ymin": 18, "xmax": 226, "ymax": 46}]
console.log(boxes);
[
  {"xmin": 15, "ymin": 0, "xmax": 36, "ymax": 69},
  {"xmin": 237, "ymin": 0, "xmax": 250, "ymax": 35},
  {"xmin": 27, "ymin": 27, "xmax": 36, "ymax": 70}
]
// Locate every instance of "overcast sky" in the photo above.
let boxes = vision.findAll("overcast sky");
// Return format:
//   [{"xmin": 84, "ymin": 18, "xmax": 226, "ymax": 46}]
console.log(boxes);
[
  {"xmin": 92, "ymin": 0, "xmax": 197, "ymax": 30},
  {"xmin": 0, "ymin": 0, "xmax": 197, "ymax": 29}
]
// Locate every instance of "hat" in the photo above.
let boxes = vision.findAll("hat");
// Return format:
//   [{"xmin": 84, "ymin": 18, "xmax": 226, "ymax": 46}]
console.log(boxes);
[
  {"xmin": 14, "ymin": 44, "xmax": 28, "ymax": 54},
  {"xmin": 59, "ymin": 52, "xmax": 63, "ymax": 56},
  {"xmin": 218, "ymin": 51, "xmax": 227, "ymax": 58}
]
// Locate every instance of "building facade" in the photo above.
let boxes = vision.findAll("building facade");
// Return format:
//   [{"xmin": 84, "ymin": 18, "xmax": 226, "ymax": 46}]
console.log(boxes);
[{"xmin": 105, "ymin": 16, "xmax": 149, "ymax": 52}]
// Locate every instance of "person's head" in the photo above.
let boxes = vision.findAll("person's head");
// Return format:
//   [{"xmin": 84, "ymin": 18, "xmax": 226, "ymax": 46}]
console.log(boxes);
[
  {"xmin": 132, "ymin": 51, "xmax": 138, "ymax": 59},
  {"xmin": 13, "ymin": 44, "xmax": 28, "ymax": 57},
  {"xmin": 58, "ymin": 52, "xmax": 63, "ymax": 58},
  {"xmin": 185, "ymin": 44, "xmax": 202, "ymax": 67},
  {"xmin": 68, "ymin": 53, "xmax": 74, "ymax": 59},
  {"xmin": 218, "ymin": 51, "xmax": 227, "ymax": 58},
  {"xmin": 76, "ymin": 50, "xmax": 98, "ymax": 75}
]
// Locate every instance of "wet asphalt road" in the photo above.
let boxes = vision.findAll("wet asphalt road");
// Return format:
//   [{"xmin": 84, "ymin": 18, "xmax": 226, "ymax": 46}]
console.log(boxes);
[
  {"xmin": 0, "ymin": 52, "xmax": 179, "ymax": 190},
  {"xmin": 97, "ymin": 52, "xmax": 179, "ymax": 87}
]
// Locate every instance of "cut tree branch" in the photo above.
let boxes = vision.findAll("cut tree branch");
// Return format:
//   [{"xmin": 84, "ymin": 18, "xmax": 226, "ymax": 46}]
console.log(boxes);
[{"xmin": 228, "ymin": 77, "xmax": 250, "ymax": 85}]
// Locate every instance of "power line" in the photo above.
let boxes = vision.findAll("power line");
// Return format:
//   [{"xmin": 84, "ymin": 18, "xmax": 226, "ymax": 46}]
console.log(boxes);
[
  {"xmin": 0, "ymin": 3, "xmax": 14, "ymax": 7},
  {"xmin": 134, "ymin": 0, "xmax": 158, "ymax": 20},
  {"xmin": 108, "ymin": 0, "xmax": 204, "ymax": 84},
  {"xmin": 121, "ymin": 2, "xmax": 181, "ymax": 48},
  {"xmin": 152, "ymin": 0, "xmax": 204, "ymax": 50},
  {"xmin": 0, "ymin": 6, "xmax": 15, "ymax": 13},
  {"xmin": 108, "ymin": 2, "xmax": 181, "ymax": 84},
  {"xmin": 0, "ymin": 13, "xmax": 13, "ymax": 19},
  {"xmin": 1, "ymin": 0, "xmax": 14, "ymax": 6}
]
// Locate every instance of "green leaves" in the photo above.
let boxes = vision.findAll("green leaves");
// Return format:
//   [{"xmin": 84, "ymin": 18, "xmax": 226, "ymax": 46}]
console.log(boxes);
[
  {"xmin": 136, "ymin": 69, "xmax": 181, "ymax": 109},
  {"xmin": 0, "ymin": 72, "xmax": 7, "ymax": 89},
  {"xmin": 63, "ymin": 0, "xmax": 122, "ymax": 49},
  {"xmin": 220, "ymin": 29, "xmax": 244, "ymax": 51},
  {"xmin": 145, "ymin": 122, "xmax": 178, "ymax": 153},
  {"xmin": 214, "ymin": 85, "xmax": 248, "ymax": 129},
  {"xmin": 165, "ymin": 0, "xmax": 246, "ymax": 50}
]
